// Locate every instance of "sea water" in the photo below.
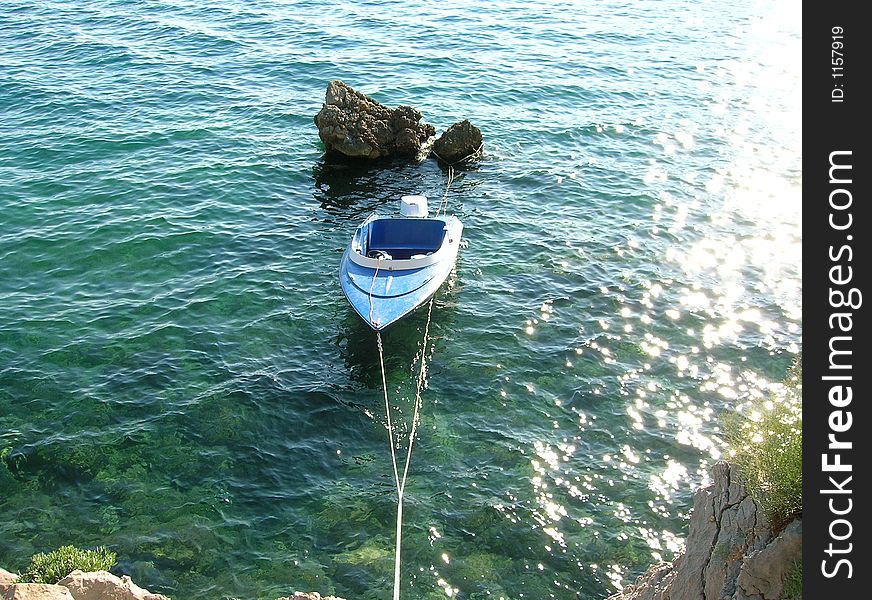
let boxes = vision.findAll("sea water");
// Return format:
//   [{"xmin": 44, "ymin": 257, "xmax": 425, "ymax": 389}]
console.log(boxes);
[{"xmin": 0, "ymin": 1, "xmax": 801, "ymax": 598}]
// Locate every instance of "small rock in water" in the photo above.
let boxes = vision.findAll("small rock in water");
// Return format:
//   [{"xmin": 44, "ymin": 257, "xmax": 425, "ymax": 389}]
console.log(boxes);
[
  {"xmin": 432, "ymin": 119, "xmax": 483, "ymax": 163},
  {"xmin": 314, "ymin": 80, "xmax": 435, "ymax": 160}
]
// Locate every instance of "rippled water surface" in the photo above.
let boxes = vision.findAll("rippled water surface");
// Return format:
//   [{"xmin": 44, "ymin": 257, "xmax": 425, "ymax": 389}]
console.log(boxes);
[{"xmin": 1, "ymin": 1, "xmax": 800, "ymax": 599}]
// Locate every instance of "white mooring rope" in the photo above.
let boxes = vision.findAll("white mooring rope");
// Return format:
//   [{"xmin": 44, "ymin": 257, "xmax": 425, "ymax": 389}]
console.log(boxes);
[
  {"xmin": 371, "ymin": 147, "xmax": 477, "ymax": 599},
  {"xmin": 375, "ymin": 297, "xmax": 434, "ymax": 600},
  {"xmin": 435, "ymin": 164, "xmax": 455, "ymax": 217}
]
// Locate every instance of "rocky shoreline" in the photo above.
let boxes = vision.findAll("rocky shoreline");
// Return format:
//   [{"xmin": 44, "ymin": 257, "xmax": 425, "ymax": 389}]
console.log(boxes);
[
  {"xmin": 609, "ymin": 462, "xmax": 801, "ymax": 600},
  {"xmin": 0, "ymin": 569, "xmax": 169, "ymax": 600}
]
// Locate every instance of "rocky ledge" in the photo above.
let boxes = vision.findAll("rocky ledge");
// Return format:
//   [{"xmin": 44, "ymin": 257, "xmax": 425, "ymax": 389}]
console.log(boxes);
[
  {"xmin": 609, "ymin": 462, "xmax": 801, "ymax": 600},
  {"xmin": 314, "ymin": 80, "xmax": 482, "ymax": 163},
  {"xmin": 0, "ymin": 569, "xmax": 346, "ymax": 600},
  {"xmin": 0, "ymin": 569, "xmax": 168, "ymax": 600}
]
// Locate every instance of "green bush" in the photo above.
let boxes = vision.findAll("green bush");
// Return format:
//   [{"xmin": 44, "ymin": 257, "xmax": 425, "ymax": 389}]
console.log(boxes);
[
  {"xmin": 17, "ymin": 545, "xmax": 117, "ymax": 584},
  {"xmin": 727, "ymin": 361, "xmax": 802, "ymax": 532}
]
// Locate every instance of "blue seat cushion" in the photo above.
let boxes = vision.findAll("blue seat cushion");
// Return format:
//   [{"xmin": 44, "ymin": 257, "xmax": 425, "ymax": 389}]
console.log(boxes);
[{"xmin": 368, "ymin": 219, "xmax": 445, "ymax": 257}]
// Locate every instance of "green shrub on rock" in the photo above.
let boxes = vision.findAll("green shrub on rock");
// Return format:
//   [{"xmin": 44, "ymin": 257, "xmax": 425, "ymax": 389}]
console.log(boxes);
[
  {"xmin": 727, "ymin": 361, "xmax": 802, "ymax": 532},
  {"xmin": 17, "ymin": 545, "xmax": 117, "ymax": 584}
]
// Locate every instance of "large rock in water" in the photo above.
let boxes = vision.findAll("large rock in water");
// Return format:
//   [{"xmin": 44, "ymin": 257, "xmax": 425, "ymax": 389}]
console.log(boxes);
[
  {"xmin": 432, "ymin": 119, "xmax": 483, "ymax": 163},
  {"xmin": 314, "ymin": 80, "xmax": 435, "ymax": 159},
  {"xmin": 609, "ymin": 462, "xmax": 801, "ymax": 600}
]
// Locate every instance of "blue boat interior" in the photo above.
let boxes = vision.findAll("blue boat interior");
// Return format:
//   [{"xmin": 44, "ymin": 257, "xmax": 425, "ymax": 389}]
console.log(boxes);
[{"xmin": 366, "ymin": 218, "xmax": 446, "ymax": 260}]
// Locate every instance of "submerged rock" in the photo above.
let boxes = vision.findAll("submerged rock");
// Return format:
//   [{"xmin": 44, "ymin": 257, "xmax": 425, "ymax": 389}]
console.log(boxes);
[
  {"xmin": 432, "ymin": 119, "xmax": 483, "ymax": 163},
  {"xmin": 610, "ymin": 462, "xmax": 800, "ymax": 600},
  {"xmin": 314, "ymin": 80, "xmax": 435, "ymax": 160}
]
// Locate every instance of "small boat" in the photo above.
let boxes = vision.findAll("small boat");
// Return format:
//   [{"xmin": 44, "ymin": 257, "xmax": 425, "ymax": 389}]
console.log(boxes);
[{"xmin": 340, "ymin": 195, "xmax": 463, "ymax": 331}]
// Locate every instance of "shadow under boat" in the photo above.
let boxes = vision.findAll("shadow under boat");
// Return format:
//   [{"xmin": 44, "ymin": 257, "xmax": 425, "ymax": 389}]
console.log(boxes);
[{"xmin": 335, "ymin": 273, "xmax": 461, "ymax": 390}]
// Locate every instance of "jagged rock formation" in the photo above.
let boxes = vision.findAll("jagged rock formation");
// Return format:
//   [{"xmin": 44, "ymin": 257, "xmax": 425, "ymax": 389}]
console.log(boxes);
[
  {"xmin": 737, "ymin": 521, "xmax": 802, "ymax": 600},
  {"xmin": 432, "ymin": 119, "xmax": 483, "ymax": 163},
  {"xmin": 313, "ymin": 81, "xmax": 483, "ymax": 163},
  {"xmin": 610, "ymin": 462, "xmax": 801, "ymax": 600},
  {"xmin": 314, "ymin": 80, "xmax": 435, "ymax": 160}
]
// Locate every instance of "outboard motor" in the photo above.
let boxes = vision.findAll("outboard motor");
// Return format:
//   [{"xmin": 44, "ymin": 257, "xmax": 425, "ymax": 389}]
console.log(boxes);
[{"xmin": 399, "ymin": 195, "xmax": 428, "ymax": 217}]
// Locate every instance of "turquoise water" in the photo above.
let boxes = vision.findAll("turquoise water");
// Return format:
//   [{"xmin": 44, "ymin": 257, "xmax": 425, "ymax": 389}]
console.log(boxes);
[{"xmin": 0, "ymin": 1, "xmax": 801, "ymax": 599}]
